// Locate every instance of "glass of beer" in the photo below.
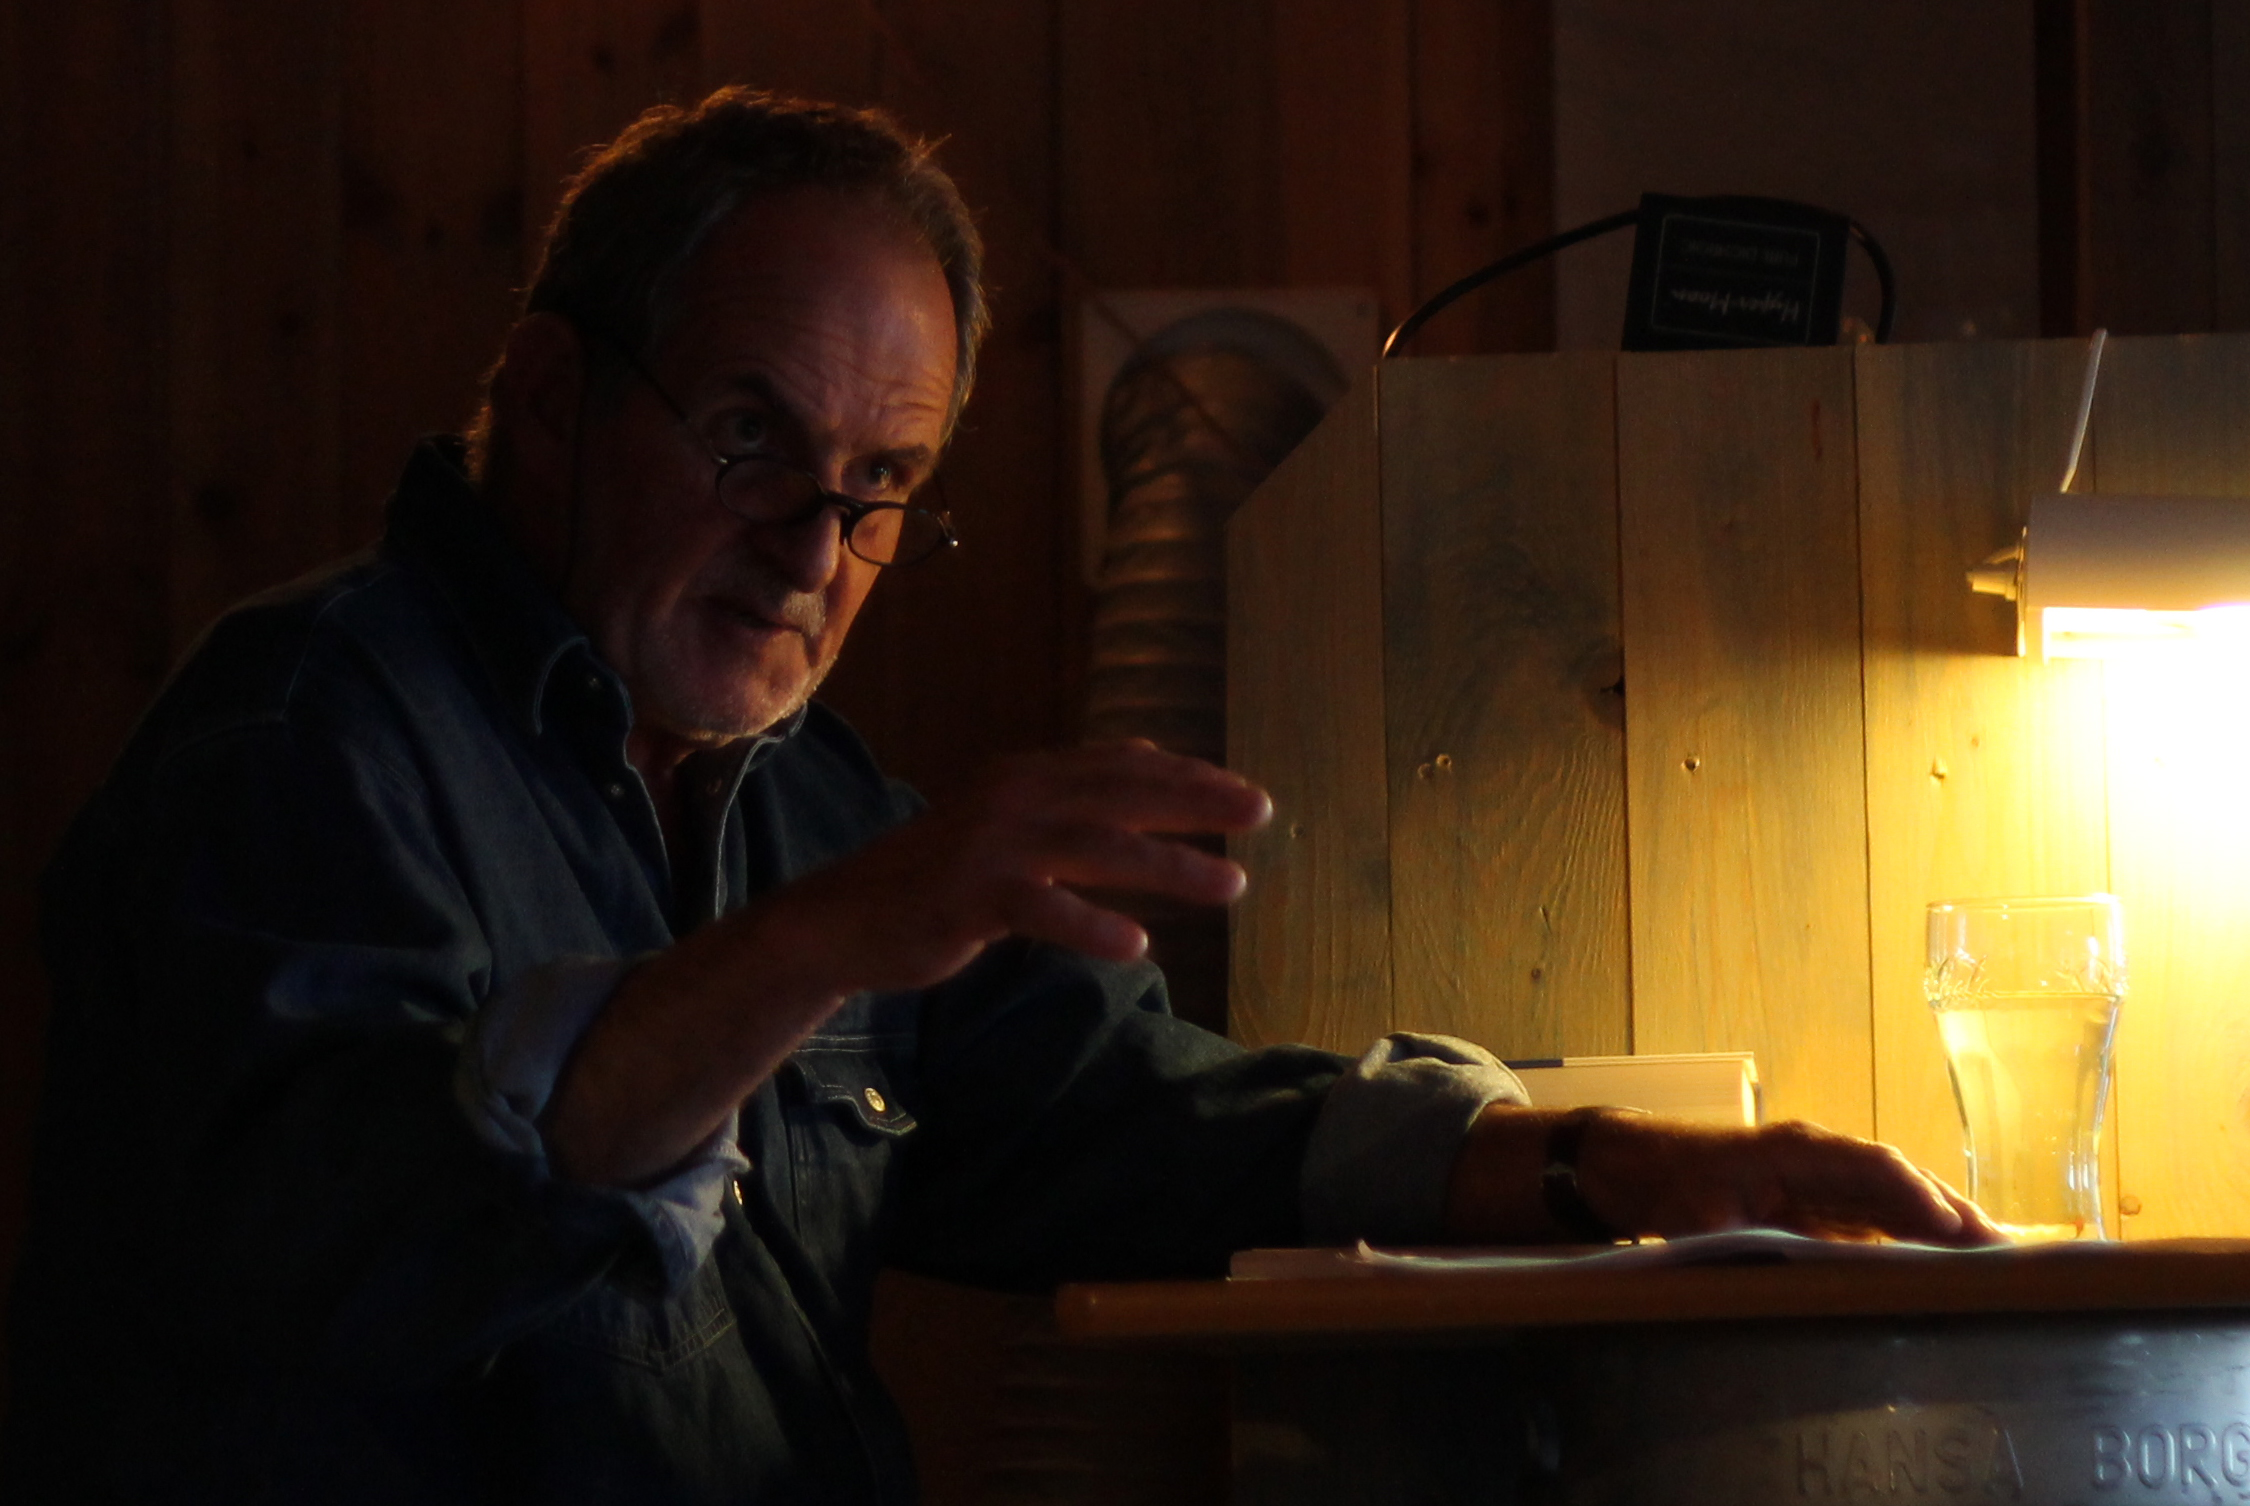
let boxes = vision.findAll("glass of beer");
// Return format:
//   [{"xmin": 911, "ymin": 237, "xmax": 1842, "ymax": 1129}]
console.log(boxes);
[{"xmin": 1925, "ymin": 896, "xmax": 2125, "ymax": 1241}]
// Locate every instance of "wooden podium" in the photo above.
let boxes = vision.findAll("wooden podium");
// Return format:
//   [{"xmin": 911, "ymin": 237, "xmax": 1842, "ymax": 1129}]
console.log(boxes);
[
  {"xmin": 1224, "ymin": 337, "xmax": 2250, "ymax": 1239},
  {"xmin": 1058, "ymin": 1242, "xmax": 2250, "ymax": 1505}
]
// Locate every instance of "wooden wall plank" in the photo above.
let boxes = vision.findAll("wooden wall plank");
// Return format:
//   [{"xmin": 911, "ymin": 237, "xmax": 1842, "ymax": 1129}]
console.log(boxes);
[
  {"xmin": 1379, "ymin": 353, "xmax": 1627, "ymax": 1055},
  {"xmin": 0, "ymin": 0, "xmax": 171, "ymax": 1394},
  {"xmin": 1057, "ymin": 0, "xmax": 1281, "ymax": 290},
  {"xmin": 0, "ymin": 0, "xmax": 25, "ymax": 1368},
  {"xmin": 166, "ymin": 0, "xmax": 346, "ymax": 651},
  {"xmin": 1228, "ymin": 380, "xmax": 1392, "ymax": 1052},
  {"xmin": 1617, "ymin": 347, "xmax": 1873, "ymax": 1134},
  {"xmin": 0, "ymin": 1, "xmax": 20, "ymax": 620},
  {"xmin": 1408, "ymin": 0, "xmax": 1556, "ymax": 355},
  {"xmin": 2032, "ymin": 0, "xmax": 2089, "ymax": 337},
  {"xmin": 700, "ymin": 0, "xmax": 881, "ymax": 103},
  {"xmin": 523, "ymin": 0, "xmax": 704, "ymax": 264},
  {"xmin": 1855, "ymin": 339, "xmax": 2111, "ymax": 1191},
  {"xmin": 2082, "ymin": 0, "xmax": 2216, "ymax": 334},
  {"xmin": 0, "ymin": 0, "xmax": 27, "ymax": 970},
  {"xmin": 2215, "ymin": 0, "xmax": 2250, "ymax": 332},
  {"xmin": 1270, "ymin": 0, "xmax": 1413, "ymax": 317},
  {"xmin": 341, "ymin": 0, "xmax": 525, "ymax": 536},
  {"xmin": 2096, "ymin": 333, "xmax": 2250, "ymax": 1238}
]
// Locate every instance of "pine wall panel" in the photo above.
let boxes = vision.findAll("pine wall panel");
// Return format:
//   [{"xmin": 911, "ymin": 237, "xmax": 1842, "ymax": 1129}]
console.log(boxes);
[
  {"xmin": 1231, "ymin": 333, "xmax": 2250, "ymax": 1243},
  {"xmin": 1378, "ymin": 354, "xmax": 1625, "ymax": 1055},
  {"xmin": 341, "ymin": 0, "xmax": 526, "ymax": 541},
  {"xmin": 1617, "ymin": 348, "xmax": 1873, "ymax": 1134},
  {"xmin": 1854, "ymin": 340, "xmax": 2109, "ymax": 1188},
  {"xmin": 166, "ymin": 0, "xmax": 347, "ymax": 651}
]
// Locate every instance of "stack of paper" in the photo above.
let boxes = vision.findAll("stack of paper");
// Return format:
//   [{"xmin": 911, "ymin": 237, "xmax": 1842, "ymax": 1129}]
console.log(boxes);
[{"xmin": 1229, "ymin": 1231, "xmax": 2129, "ymax": 1280}]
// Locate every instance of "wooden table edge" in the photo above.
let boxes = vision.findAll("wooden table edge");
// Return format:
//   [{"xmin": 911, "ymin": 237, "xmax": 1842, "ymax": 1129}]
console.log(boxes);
[{"xmin": 1057, "ymin": 1245, "xmax": 2250, "ymax": 1344}]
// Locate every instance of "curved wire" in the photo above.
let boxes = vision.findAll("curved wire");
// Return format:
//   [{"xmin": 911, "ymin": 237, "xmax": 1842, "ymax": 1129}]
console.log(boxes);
[
  {"xmin": 1381, "ymin": 209, "xmax": 1641, "ymax": 358},
  {"xmin": 1846, "ymin": 219, "xmax": 1897, "ymax": 343},
  {"xmin": 2058, "ymin": 328, "xmax": 2108, "ymax": 494}
]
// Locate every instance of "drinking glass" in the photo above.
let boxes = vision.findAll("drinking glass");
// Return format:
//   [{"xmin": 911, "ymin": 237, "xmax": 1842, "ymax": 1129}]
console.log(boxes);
[{"xmin": 1924, "ymin": 896, "xmax": 2125, "ymax": 1241}]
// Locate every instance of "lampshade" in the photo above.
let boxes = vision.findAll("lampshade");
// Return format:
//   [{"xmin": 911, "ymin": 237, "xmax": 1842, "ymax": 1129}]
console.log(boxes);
[{"xmin": 1968, "ymin": 494, "xmax": 2250, "ymax": 661}]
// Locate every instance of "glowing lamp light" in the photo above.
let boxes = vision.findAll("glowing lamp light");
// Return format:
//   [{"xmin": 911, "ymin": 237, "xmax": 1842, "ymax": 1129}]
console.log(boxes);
[
  {"xmin": 1966, "ymin": 331, "xmax": 2250, "ymax": 661},
  {"xmin": 1969, "ymin": 495, "xmax": 2250, "ymax": 661}
]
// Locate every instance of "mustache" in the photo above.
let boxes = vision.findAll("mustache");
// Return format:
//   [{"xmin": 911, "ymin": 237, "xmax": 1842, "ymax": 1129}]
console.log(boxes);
[{"xmin": 719, "ymin": 571, "xmax": 827, "ymax": 637}]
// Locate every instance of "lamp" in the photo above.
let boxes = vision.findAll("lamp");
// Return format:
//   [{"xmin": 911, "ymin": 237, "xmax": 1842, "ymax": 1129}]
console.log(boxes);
[{"xmin": 1969, "ymin": 332, "xmax": 2250, "ymax": 660}]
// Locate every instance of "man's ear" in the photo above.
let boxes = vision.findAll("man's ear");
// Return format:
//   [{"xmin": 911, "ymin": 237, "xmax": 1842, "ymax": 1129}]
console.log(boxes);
[{"xmin": 491, "ymin": 313, "xmax": 587, "ymax": 503}]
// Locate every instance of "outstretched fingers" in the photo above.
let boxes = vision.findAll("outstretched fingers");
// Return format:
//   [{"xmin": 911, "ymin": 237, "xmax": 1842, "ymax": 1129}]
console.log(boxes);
[
  {"xmin": 784, "ymin": 744, "xmax": 1279, "ymax": 992},
  {"xmin": 993, "ymin": 874, "xmax": 1151, "ymax": 961},
  {"xmin": 989, "ymin": 742, "xmax": 1274, "ymax": 836},
  {"xmin": 1013, "ymin": 821, "xmax": 1248, "ymax": 906}
]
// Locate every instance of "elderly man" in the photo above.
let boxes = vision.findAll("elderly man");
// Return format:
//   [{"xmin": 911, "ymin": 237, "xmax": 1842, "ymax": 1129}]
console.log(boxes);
[{"xmin": 6, "ymin": 91, "xmax": 1996, "ymax": 1503}]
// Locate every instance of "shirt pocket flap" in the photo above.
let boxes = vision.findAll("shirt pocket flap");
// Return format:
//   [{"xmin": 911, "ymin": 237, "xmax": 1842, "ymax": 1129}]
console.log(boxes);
[
  {"xmin": 790, "ymin": 1050, "xmax": 919, "ymax": 1137},
  {"xmin": 551, "ymin": 1252, "xmax": 736, "ymax": 1374}
]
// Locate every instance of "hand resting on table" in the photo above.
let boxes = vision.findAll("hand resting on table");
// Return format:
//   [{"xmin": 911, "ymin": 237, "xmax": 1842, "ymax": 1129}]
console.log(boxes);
[{"xmin": 1445, "ymin": 1105, "xmax": 2008, "ymax": 1248}]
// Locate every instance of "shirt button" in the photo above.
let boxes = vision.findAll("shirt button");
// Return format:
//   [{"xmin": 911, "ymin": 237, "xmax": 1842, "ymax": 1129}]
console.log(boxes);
[
  {"xmin": 605, "ymin": 782, "xmax": 625, "ymax": 801},
  {"xmin": 862, "ymin": 1087, "xmax": 887, "ymax": 1113},
  {"xmin": 584, "ymin": 675, "xmax": 602, "ymax": 694}
]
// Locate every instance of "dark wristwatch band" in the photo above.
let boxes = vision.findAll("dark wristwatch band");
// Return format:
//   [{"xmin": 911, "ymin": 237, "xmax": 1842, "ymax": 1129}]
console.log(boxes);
[{"xmin": 1541, "ymin": 1107, "xmax": 1624, "ymax": 1244}]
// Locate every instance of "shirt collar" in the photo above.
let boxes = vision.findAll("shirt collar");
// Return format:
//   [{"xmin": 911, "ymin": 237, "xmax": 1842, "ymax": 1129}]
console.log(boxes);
[{"xmin": 381, "ymin": 437, "xmax": 594, "ymax": 740}]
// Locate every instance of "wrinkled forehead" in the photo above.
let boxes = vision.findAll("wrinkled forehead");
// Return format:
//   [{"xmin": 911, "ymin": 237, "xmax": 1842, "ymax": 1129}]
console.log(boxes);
[{"xmin": 653, "ymin": 188, "xmax": 957, "ymax": 421}]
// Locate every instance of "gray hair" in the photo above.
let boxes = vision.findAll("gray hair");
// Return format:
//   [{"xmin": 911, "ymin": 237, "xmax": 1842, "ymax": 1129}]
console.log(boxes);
[{"xmin": 469, "ymin": 88, "xmax": 987, "ymax": 479}]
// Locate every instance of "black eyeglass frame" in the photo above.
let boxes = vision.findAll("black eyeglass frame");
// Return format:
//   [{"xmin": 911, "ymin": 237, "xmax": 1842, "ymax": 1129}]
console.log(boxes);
[{"xmin": 578, "ymin": 324, "xmax": 960, "ymax": 568}]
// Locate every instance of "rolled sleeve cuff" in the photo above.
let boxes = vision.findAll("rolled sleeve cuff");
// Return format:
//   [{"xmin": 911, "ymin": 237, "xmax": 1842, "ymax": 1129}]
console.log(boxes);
[
  {"xmin": 455, "ymin": 955, "xmax": 747, "ymax": 1291},
  {"xmin": 1299, "ymin": 1032, "xmax": 1528, "ymax": 1245}
]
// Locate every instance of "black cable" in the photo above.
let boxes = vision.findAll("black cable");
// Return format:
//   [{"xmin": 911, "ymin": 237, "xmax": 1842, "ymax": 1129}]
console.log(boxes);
[
  {"xmin": 1383, "ymin": 203, "xmax": 1901, "ymax": 356},
  {"xmin": 1847, "ymin": 218, "xmax": 1896, "ymax": 343},
  {"xmin": 1380, "ymin": 209, "xmax": 1640, "ymax": 358}
]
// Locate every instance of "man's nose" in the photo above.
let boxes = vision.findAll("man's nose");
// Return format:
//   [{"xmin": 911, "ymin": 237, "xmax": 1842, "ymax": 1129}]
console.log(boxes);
[{"xmin": 756, "ymin": 504, "xmax": 846, "ymax": 593}]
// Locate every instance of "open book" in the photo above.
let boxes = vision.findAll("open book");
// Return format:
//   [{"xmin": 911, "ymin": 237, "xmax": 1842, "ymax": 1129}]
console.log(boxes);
[{"xmin": 1229, "ymin": 1230, "xmax": 2154, "ymax": 1280}]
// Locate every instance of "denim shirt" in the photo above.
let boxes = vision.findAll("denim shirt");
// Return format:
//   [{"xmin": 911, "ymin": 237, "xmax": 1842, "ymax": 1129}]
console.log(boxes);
[{"xmin": 6, "ymin": 441, "xmax": 1520, "ymax": 1505}]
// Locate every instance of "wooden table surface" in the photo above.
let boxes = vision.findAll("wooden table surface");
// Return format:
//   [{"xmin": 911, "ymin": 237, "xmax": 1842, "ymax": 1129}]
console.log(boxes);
[{"xmin": 1056, "ymin": 1240, "xmax": 2250, "ymax": 1345}]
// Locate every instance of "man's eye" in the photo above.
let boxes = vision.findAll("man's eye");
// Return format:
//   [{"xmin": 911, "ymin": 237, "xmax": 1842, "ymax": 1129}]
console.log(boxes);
[
  {"xmin": 865, "ymin": 461, "xmax": 911, "ymax": 498},
  {"xmin": 710, "ymin": 411, "xmax": 769, "ymax": 455}
]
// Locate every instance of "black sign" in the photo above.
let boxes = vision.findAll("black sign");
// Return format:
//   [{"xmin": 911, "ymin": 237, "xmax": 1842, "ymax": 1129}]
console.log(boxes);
[{"xmin": 1622, "ymin": 194, "xmax": 1850, "ymax": 351}]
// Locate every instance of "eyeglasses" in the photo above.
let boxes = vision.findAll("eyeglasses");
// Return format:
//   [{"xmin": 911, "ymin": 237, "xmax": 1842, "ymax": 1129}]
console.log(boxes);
[{"xmin": 585, "ymin": 327, "xmax": 959, "ymax": 568}]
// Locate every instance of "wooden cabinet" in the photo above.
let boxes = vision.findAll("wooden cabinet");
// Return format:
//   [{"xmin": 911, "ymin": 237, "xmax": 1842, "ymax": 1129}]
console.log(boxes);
[{"xmin": 1227, "ymin": 335, "xmax": 2250, "ymax": 1238}]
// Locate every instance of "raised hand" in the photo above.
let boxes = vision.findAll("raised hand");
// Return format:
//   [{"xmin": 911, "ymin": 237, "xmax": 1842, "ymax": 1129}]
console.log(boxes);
[
  {"xmin": 549, "ymin": 740, "xmax": 1271, "ymax": 1186},
  {"xmin": 763, "ymin": 739, "xmax": 1271, "ymax": 993}
]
